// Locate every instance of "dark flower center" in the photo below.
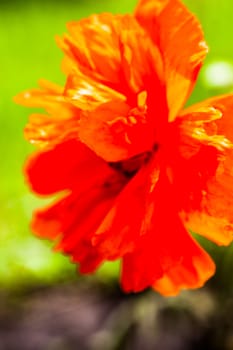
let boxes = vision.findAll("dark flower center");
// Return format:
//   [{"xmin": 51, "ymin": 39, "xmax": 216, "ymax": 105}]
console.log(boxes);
[{"xmin": 108, "ymin": 144, "xmax": 158, "ymax": 178}]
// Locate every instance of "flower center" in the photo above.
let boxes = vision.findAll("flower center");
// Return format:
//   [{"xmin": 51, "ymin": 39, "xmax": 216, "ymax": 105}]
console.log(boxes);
[{"xmin": 109, "ymin": 144, "xmax": 158, "ymax": 178}]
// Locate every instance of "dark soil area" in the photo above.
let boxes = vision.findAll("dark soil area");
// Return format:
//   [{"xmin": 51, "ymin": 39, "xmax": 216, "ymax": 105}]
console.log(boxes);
[{"xmin": 1, "ymin": 281, "xmax": 233, "ymax": 350}]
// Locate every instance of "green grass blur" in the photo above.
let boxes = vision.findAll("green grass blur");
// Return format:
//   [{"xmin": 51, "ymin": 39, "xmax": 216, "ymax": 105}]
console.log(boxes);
[{"xmin": 0, "ymin": 0, "xmax": 233, "ymax": 292}]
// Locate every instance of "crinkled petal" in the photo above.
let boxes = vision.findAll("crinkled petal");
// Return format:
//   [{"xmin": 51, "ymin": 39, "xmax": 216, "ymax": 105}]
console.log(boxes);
[
  {"xmin": 179, "ymin": 148, "xmax": 233, "ymax": 246},
  {"xmin": 25, "ymin": 139, "xmax": 114, "ymax": 195},
  {"xmin": 17, "ymin": 14, "xmax": 168, "ymax": 160},
  {"xmin": 118, "ymin": 15, "xmax": 164, "ymax": 95},
  {"xmin": 153, "ymin": 241, "xmax": 215, "ymax": 296},
  {"xmin": 180, "ymin": 94, "xmax": 233, "ymax": 143},
  {"xmin": 122, "ymin": 223, "xmax": 215, "ymax": 295},
  {"xmin": 59, "ymin": 14, "xmax": 168, "ymax": 162},
  {"xmin": 15, "ymin": 80, "xmax": 79, "ymax": 147},
  {"xmin": 78, "ymin": 101, "xmax": 156, "ymax": 162},
  {"xmin": 31, "ymin": 170, "xmax": 126, "ymax": 273},
  {"xmin": 57, "ymin": 13, "xmax": 123, "ymax": 86},
  {"xmin": 23, "ymin": 113, "xmax": 80, "ymax": 148},
  {"xmin": 120, "ymin": 168, "xmax": 215, "ymax": 294},
  {"xmin": 93, "ymin": 161, "xmax": 157, "ymax": 259},
  {"xmin": 64, "ymin": 72, "xmax": 127, "ymax": 111},
  {"xmin": 15, "ymin": 79, "xmax": 75, "ymax": 117},
  {"xmin": 58, "ymin": 14, "xmax": 165, "ymax": 96},
  {"xmin": 64, "ymin": 72, "xmax": 153, "ymax": 162},
  {"xmin": 15, "ymin": 79, "xmax": 62, "ymax": 105},
  {"xmin": 135, "ymin": 0, "xmax": 208, "ymax": 121},
  {"xmin": 176, "ymin": 95, "xmax": 233, "ymax": 245},
  {"xmin": 64, "ymin": 71, "xmax": 157, "ymax": 161}
]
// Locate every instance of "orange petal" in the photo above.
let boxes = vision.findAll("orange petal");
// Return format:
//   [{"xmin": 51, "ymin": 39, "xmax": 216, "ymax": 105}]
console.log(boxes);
[
  {"xmin": 78, "ymin": 101, "xmax": 157, "ymax": 162},
  {"xmin": 18, "ymin": 14, "xmax": 168, "ymax": 160},
  {"xmin": 176, "ymin": 95, "xmax": 233, "ymax": 245},
  {"xmin": 25, "ymin": 139, "xmax": 114, "ymax": 195},
  {"xmin": 64, "ymin": 72, "xmax": 127, "ymax": 112},
  {"xmin": 153, "ymin": 243, "xmax": 215, "ymax": 296},
  {"xmin": 169, "ymin": 144, "xmax": 233, "ymax": 246},
  {"xmin": 31, "ymin": 168, "xmax": 126, "ymax": 273},
  {"xmin": 180, "ymin": 147, "xmax": 233, "ymax": 246},
  {"xmin": 120, "ymin": 164, "xmax": 215, "ymax": 294},
  {"xmin": 118, "ymin": 15, "xmax": 164, "ymax": 94},
  {"xmin": 135, "ymin": 0, "xmax": 208, "ymax": 121},
  {"xmin": 180, "ymin": 94, "xmax": 233, "ymax": 144},
  {"xmin": 23, "ymin": 113, "xmax": 80, "ymax": 148},
  {"xmin": 93, "ymin": 161, "xmax": 158, "ymax": 260},
  {"xmin": 65, "ymin": 72, "xmax": 157, "ymax": 162},
  {"xmin": 15, "ymin": 79, "xmax": 68, "ymax": 114},
  {"xmin": 122, "ymin": 225, "xmax": 215, "ymax": 295},
  {"xmin": 58, "ymin": 14, "xmax": 164, "ymax": 96},
  {"xmin": 58, "ymin": 14, "xmax": 168, "ymax": 162},
  {"xmin": 14, "ymin": 80, "xmax": 79, "ymax": 147},
  {"xmin": 57, "ymin": 13, "xmax": 123, "ymax": 86}
]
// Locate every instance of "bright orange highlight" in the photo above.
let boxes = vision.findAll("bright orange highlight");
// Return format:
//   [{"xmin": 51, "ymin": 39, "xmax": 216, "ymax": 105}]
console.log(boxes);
[{"xmin": 15, "ymin": 0, "xmax": 233, "ymax": 296}]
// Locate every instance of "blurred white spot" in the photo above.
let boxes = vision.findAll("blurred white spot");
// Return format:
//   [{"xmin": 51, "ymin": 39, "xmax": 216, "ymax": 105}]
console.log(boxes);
[
  {"xmin": 203, "ymin": 61, "xmax": 233, "ymax": 89},
  {"xmin": 24, "ymin": 92, "xmax": 31, "ymax": 98},
  {"xmin": 199, "ymin": 40, "xmax": 209, "ymax": 51},
  {"xmin": 100, "ymin": 24, "xmax": 111, "ymax": 33}
]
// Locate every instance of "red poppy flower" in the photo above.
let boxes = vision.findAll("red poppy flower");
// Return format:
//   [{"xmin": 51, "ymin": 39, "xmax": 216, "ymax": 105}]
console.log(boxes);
[{"xmin": 15, "ymin": 0, "xmax": 233, "ymax": 296}]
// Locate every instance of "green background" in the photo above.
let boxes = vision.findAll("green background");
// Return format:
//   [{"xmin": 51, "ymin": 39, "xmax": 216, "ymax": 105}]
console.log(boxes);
[{"xmin": 1, "ymin": 0, "xmax": 233, "ymax": 294}]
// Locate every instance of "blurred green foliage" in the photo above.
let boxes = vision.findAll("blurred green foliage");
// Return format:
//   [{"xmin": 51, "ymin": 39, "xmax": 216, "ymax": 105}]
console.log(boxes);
[{"xmin": 0, "ymin": 0, "xmax": 233, "ymax": 293}]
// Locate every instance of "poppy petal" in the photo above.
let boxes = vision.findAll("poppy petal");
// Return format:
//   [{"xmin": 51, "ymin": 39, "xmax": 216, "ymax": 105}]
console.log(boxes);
[
  {"xmin": 180, "ymin": 147, "xmax": 233, "ymax": 246},
  {"xmin": 15, "ymin": 80, "xmax": 79, "ymax": 146},
  {"xmin": 17, "ymin": 14, "xmax": 168, "ymax": 161},
  {"xmin": 58, "ymin": 14, "xmax": 164, "ymax": 96},
  {"xmin": 26, "ymin": 139, "xmax": 114, "ymax": 195},
  {"xmin": 180, "ymin": 94, "xmax": 233, "ymax": 143},
  {"xmin": 14, "ymin": 79, "xmax": 75, "ymax": 117},
  {"xmin": 176, "ymin": 95, "xmax": 233, "ymax": 245},
  {"xmin": 93, "ymin": 162, "xmax": 158, "ymax": 260},
  {"xmin": 122, "ymin": 223, "xmax": 215, "ymax": 295},
  {"xmin": 32, "ymin": 170, "xmax": 126, "ymax": 273},
  {"xmin": 120, "ymin": 167, "xmax": 215, "ymax": 294},
  {"xmin": 57, "ymin": 13, "xmax": 124, "ymax": 86},
  {"xmin": 135, "ymin": 0, "xmax": 208, "ymax": 121},
  {"xmin": 152, "ymin": 242, "xmax": 215, "ymax": 296},
  {"xmin": 63, "ymin": 71, "xmax": 137, "ymax": 162},
  {"xmin": 58, "ymin": 15, "xmax": 167, "ymax": 161},
  {"xmin": 68, "ymin": 75, "xmax": 164, "ymax": 164}
]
